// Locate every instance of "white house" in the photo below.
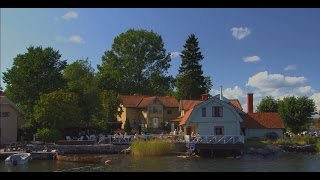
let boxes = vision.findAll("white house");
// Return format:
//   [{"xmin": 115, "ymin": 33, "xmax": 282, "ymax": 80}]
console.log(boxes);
[
  {"xmin": 178, "ymin": 91, "xmax": 285, "ymax": 140},
  {"xmin": 179, "ymin": 90, "xmax": 243, "ymax": 136}
]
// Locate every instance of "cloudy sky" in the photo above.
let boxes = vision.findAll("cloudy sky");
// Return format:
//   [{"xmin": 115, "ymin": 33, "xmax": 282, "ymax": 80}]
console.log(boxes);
[{"xmin": 1, "ymin": 8, "xmax": 320, "ymax": 113}]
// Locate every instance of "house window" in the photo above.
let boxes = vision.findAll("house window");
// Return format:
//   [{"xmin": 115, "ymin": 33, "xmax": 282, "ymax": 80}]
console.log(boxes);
[
  {"xmin": 212, "ymin": 106, "xmax": 223, "ymax": 117},
  {"xmin": 202, "ymin": 108, "xmax": 206, "ymax": 117},
  {"xmin": 167, "ymin": 110, "xmax": 172, "ymax": 114},
  {"xmin": 215, "ymin": 126, "xmax": 224, "ymax": 135},
  {"xmin": 0, "ymin": 112, "xmax": 10, "ymax": 117},
  {"xmin": 151, "ymin": 106, "xmax": 162, "ymax": 114}
]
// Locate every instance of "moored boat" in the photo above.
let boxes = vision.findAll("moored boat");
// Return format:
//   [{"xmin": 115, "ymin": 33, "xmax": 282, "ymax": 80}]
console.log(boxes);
[
  {"xmin": 55, "ymin": 154, "xmax": 103, "ymax": 163},
  {"xmin": 5, "ymin": 153, "xmax": 32, "ymax": 165}
]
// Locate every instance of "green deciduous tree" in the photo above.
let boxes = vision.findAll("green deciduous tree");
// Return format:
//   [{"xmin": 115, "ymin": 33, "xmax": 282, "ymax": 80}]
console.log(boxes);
[
  {"xmin": 94, "ymin": 90, "xmax": 123, "ymax": 132},
  {"xmin": 3, "ymin": 46, "xmax": 67, "ymax": 117},
  {"xmin": 278, "ymin": 96, "xmax": 317, "ymax": 134},
  {"xmin": 97, "ymin": 29, "xmax": 173, "ymax": 95},
  {"xmin": 257, "ymin": 96, "xmax": 279, "ymax": 112},
  {"xmin": 176, "ymin": 34, "xmax": 212, "ymax": 100},
  {"xmin": 63, "ymin": 59, "xmax": 100, "ymax": 127},
  {"xmin": 33, "ymin": 90, "xmax": 81, "ymax": 131}
]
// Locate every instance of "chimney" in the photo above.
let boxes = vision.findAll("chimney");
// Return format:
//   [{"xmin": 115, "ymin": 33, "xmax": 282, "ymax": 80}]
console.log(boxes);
[
  {"xmin": 247, "ymin": 93, "xmax": 253, "ymax": 113},
  {"xmin": 220, "ymin": 86, "xmax": 223, "ymax": 100},
  {"xmin": 201, "ymin": 94, "xmax": 209, "ymax": 101}
]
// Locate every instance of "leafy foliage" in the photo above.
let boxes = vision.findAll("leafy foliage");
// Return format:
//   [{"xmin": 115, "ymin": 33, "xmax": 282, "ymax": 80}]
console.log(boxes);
[
  {"xmin": 97, "ymin": 29, "xmax": 173, "ymax": 95},
  {"xmin": 257, "ymin": 96, "xmax": 279, "ymax": 112},
  {"xmin": 176, "ymin": 34, "xmax": 212, "ymax": 99},
  {"xmin": 93, "ymin": 90, "xmax": 122, "ymax": 132},
  {"xmin": 278, "ymin": 96, "xmax": 316, "ymax": 134},
  {"xmin": 33, "ymin": 90, "xmax": 81, "ymax": 131},
  {"xmin": 35, "ymin": 128, "xmax": 62, "ymax": 142},
  {"xmin": 63, "ymin": 59, "xmax": 100, "ymax": 126},
  {"xmin": 3, "ymin": 46, "xmax": 67, "ymax": 116}
]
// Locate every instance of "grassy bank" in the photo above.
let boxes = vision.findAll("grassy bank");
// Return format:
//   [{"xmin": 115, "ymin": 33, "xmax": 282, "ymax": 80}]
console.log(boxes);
[
  {"xmin": 131, "ymin": 139, "xmax": 175, "ymax": 157},
  {"xmin": 244, "ymin": 139, "xmax": 269, "ymax": 149}
]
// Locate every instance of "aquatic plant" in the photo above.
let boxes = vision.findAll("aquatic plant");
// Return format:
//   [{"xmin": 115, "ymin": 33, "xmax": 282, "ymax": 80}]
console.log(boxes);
[{"xmin": 131, "ymin": 139, "xmax": 175, "ymax": 156}]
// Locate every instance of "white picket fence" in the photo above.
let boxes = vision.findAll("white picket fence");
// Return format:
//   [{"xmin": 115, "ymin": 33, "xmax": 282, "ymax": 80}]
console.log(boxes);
[
  {"xmin": 185, "ymin": 135, "xmax": 244, "ymax": 144},
  {"xmin": 103, "ymin": 134, "xmax": 244, "ymax": 144}
]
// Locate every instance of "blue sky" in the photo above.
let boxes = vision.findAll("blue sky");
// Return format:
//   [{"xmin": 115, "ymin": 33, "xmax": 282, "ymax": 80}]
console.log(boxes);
[{"xmin": 1, "ymin": 8, "xmax": 320, "ymax": 113}]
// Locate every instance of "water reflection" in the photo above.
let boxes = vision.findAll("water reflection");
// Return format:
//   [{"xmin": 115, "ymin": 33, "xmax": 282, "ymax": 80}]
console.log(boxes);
[{"xmin": 1, "ymin": 153, "xmax": 320, "ymax": 172}]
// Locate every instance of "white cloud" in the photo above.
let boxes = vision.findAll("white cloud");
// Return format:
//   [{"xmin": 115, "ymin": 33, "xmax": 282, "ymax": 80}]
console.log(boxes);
[
  {"xmin": 246, "ymin": 71, "xmax": 306, "ymax": 90},
  {"xmin": 243, "ymin": 56, "xmax": 261, "ymax": 63},
  {"xmin": 297, "ymin": 86, "xmax": 314, "ymax": 94},
  {"xmin": 230, "ymin": 27, "xmax": 251, "ymax": 40},
  {"xmin": 68, "ymin": 35, "xmax": 85, "ymax": 44},
  {"xmin": 170, "ymin": 52, "xmax": 181, "ymax": 59},
  {"xmin": 311, "ymin": 93, "xmax": 320, "ymax": 113},
  {"xmin": 62, "ymin": 11, "xmax": 78, "ymax": 20},
  {"xmin": 284, "ymin": 64, "xmax": 297, "ymax": 71},
  {"xmin": 223, "ymin": 86, "xmax": 244, "ymax": 100}
]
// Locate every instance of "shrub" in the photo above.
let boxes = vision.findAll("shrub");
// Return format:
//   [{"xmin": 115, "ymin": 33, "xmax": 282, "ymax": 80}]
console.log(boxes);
[
  {"xmin": 124, "ymin": 118, "xmax": 132, "ymax": 133},
  {"xmin": 35, "ymin": 128, "xmax": 62, "ymax": 142}
]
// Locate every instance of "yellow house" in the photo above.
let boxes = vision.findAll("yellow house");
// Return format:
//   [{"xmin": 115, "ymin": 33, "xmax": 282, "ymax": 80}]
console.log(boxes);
[
  {"xmin": 0, "ymin": 92, "xmax": 24, "ymax": 145},
  {"xmin": 117, "ymin": 95, "xmax": 180, "ymax": 129}
]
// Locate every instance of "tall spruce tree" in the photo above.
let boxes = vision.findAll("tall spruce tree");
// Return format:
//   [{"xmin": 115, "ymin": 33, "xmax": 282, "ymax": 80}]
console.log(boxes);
[{"xmin": 176, "ymin": 34, "xmax": 212, "ymax": 100}]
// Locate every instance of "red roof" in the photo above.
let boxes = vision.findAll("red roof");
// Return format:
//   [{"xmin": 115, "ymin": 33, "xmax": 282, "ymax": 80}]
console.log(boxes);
[
  {"xmin": 229, "ymin": 99, "xmax": 242, "ymax": 111},
  {"xmin": 137, "ymin": 97, "xmax": 155, "ymax": 107},
  {"xmin": 121, "ymin": 95, "xmax": 179, "ymax": 108},
  {"xmin": 179, "ymin": 108, "xmax": 193, "ymax": 126},
  {"xmin": 182, "ymin": 100, "xmax": 203, "ymax": 111},
  {"xmin": 157, "ymin": 96, "xmax": 179, "ymax": 108},
  {"xmin": 120, "ymin": 95, "xmax": 146, "ymax": 107},
  {"xmin": 241, "ymin": 112, "xmax": 285, "ymax": 129}
]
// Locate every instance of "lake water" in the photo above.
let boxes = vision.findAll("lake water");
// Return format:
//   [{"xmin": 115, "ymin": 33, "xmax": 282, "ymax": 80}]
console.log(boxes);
[{"xmin": 1, "ymin": 153, "xmax": 320, "ymax": 172}]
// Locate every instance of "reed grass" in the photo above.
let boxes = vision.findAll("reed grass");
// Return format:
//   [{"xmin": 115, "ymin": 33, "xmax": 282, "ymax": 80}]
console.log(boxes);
[{"xmin": 131, "ymin": 139, "xmax": 175, "ymax": 157}]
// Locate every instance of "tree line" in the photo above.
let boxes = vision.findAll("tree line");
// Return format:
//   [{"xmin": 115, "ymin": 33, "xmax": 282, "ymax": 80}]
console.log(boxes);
[
  {"xmin": 2, "ymin": 29, "xmax": 212, "ymax": 141},
  {"xmin": 257, "ymin": 96, "xmax": 317, "ymax": 134}
]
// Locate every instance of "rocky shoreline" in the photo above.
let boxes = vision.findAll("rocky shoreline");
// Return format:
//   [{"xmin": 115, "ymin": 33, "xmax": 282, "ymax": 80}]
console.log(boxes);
[{"xmin": 243, "ymin": 144, "xmax": 318, "ymax": 159}]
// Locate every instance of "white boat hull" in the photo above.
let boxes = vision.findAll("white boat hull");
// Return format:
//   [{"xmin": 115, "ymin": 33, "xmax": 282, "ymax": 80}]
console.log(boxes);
[{"xmin": 5, "ymin": 153, "xmax": 32, "ymax": 165}]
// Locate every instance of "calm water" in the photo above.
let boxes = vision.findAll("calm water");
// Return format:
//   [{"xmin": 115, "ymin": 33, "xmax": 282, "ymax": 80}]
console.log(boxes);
[{"xmin": 1, "ymin": 153, "xmax": 320, "ymax": 172}]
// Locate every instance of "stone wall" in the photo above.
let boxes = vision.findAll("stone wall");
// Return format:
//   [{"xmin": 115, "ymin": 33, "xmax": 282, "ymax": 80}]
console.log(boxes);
[{"xmin": 56, "ymin": 144, "xmax": 130, "ymax": 154}]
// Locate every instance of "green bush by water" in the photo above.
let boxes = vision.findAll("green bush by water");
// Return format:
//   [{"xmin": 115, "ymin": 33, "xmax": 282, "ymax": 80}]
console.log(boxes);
[{"xmin": 131, "ymin": 139, "xmax": 175, "ymax": 157}]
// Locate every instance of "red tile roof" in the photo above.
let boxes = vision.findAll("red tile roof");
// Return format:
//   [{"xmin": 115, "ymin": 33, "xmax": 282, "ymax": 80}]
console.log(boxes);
[
  {"xmin": 121, "ymin": 95, "xmax": 179, "ymax": 108},
  {"xmin": 137, "ymin": 97, "xmax": 155, "ymax": 107},
  {"xmin": 120, "ymin": 95, "xmax": 146, "ymax": 107},
  {"xmin": 241, "ymin": 112, "xmax": 285, "ymax": 129},
  {"xmin": 181, "ymin": 100, "xmax": 203, "ymax": 111},
  {"xmin": 179, "ymin": 108, "xmax": 193, "ymax": 126},
  {"xmin": 229, "ymin": 99, "xmax": 242, "ymax": 111},
  {"xmin": 158, "ymin": 96, "xmax": 179, "ymax": 108}
]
